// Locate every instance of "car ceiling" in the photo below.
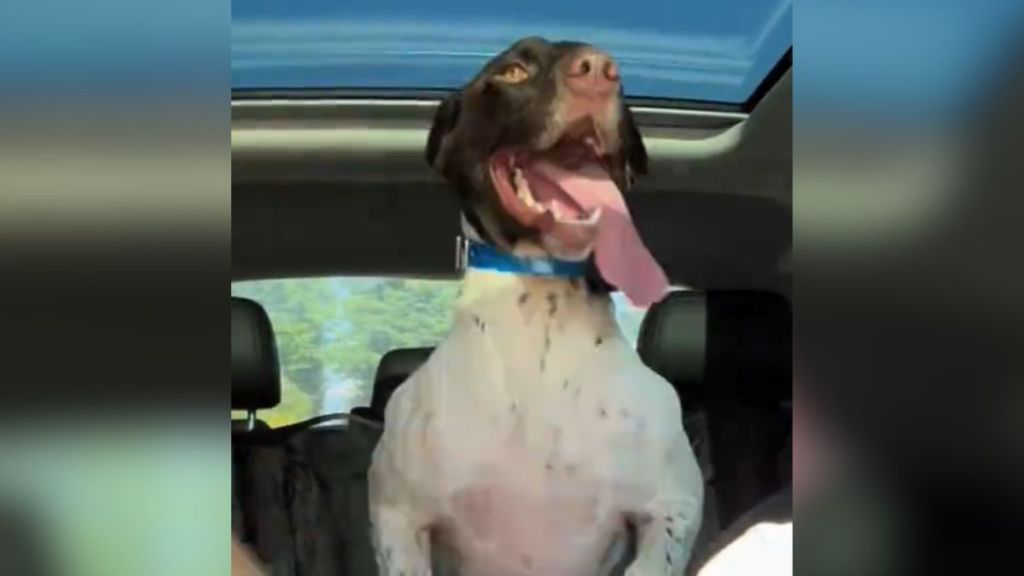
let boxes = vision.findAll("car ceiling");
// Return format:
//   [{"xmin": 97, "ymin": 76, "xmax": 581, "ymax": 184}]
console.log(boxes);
[{"xmin": 232, "ymin": 69, "xmax": 791, "ymax": 297}]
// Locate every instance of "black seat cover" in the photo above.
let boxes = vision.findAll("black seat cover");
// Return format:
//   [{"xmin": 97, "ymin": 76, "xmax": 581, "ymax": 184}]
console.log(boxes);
[{"xmin": 231, "ymin": 296, "xmax": 385, "ymax": 576}]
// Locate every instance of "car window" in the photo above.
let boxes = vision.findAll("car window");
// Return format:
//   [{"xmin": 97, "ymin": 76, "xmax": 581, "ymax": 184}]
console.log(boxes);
[
  {"xmin": 231, "ymin": 277, "xmax": 656, "ymax": 426},
  {"xmin": 232, "ymin": 0, "xmax": 792, "ymax": 103}
]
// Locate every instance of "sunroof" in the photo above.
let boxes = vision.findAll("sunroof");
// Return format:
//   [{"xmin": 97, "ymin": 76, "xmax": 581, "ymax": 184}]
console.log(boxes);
[{"xmin": 232, "ymin": 0, "xmax": 791, "ymax": 104}]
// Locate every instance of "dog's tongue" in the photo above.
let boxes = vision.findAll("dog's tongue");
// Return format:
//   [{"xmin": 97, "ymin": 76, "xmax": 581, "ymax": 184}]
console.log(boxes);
[{"xmin": 530, "ymin": 159, "xmax": 668, "ymax": 307}]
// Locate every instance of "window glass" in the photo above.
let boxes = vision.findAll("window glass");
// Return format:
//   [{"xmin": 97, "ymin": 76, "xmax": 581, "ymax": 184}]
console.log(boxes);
[
  {"xmin": 232, "ymin": 0, "xmax": 792, "ymax": 103},
  {"xmin": 232, "ymin": 277, "xmax": 655, "ymax": 426}
]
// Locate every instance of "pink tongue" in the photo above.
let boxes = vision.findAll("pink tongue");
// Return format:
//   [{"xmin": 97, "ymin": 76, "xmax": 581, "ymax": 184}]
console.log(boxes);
[{"xmin": 530, "ymin": 159, "xmax": 669, "ymax": 307}]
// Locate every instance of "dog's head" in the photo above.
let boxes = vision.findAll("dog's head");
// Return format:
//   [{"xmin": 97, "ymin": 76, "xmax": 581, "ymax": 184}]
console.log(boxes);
[{"xmin": 427, "ymin": 37, "xmax": 667, "ymax": 306}]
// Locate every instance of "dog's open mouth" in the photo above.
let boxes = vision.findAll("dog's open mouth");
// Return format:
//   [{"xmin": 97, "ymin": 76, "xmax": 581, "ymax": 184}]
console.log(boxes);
[
  {"xmin": 487, "ymin": 130, "xmax": 669, "ymax": 307},
  {"xmin": 489, "ymin": 134, "xmax": 610, "ymax": 255}
]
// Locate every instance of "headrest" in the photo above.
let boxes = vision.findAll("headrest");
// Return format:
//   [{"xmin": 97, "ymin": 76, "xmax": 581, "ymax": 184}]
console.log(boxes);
[
  {"xmin": 231, "ymin": 297, "xmax": 281, "ymax": 410},
  {"xmin": 638, "ymin": 292, "xmax": 708, "ymax": 397},
  {"xmin": 352, "ymin": 347, "xmax": 433, "ymax": 421},
  {"xmin": 638, "ymin": 290, "xmax": 791, "ymax": 405}
]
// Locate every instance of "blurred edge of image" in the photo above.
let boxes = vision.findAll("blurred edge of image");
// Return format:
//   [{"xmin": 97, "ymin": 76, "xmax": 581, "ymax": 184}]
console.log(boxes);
[
  {"xmin": 795, "ymin": 1, "xmax": 1024, "ymax": 575},
  {"xmin": 0, "ymin": 1, "xmax": 1022, "ymax": 575}
]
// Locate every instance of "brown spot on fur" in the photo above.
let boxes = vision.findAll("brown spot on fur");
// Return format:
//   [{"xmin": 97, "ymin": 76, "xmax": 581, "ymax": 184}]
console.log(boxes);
[
  {"xmin": 540, "ymin": 323, "xmax": 552, "ymax": 371},
  {"xmin": 547, "ymin": 291, "xmax": 558, "ymax": 316},
  {"xmin": 518, "ymin": 292, "xmax": 530, "ymax": 306}
]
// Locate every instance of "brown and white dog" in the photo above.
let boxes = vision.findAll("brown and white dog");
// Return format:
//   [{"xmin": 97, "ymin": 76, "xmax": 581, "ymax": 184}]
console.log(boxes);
[{"xmin": 368, "ymin": 38, "xmax": 703, "ymax": 576}]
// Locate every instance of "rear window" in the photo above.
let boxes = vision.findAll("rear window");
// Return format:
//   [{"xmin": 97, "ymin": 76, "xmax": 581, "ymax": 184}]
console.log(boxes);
[{"xmin": 232, "ymin": 277, "xmax": 651, "ymax": 426}]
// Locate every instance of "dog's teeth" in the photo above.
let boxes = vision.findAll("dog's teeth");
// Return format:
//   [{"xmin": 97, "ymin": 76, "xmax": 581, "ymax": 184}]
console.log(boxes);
[
  {"xmin": 580, "ymin": 207, "xmax": 601, "ymax": 224},
  {"xmin": 523, "ymin": 195, "xmax": 544, "ymax": 212},
  {"xmin": 513, "ymin": 169, "xmax": 527, "ymax": 194},
  {"xmin": 513, "ymin": 170, "xmax": 540, "ymax": 210},
  {"xmin": 512, "ymin": 168, "xmax": 546, "ymax": 214}
]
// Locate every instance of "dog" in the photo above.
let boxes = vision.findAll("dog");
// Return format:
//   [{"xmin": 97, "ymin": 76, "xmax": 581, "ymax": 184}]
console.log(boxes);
[{"xmin": 368, "ymin": 37, "xmax": 703, "ymax": 576}]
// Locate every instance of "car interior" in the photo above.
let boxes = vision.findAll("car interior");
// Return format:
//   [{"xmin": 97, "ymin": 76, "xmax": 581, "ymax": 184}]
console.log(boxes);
[{"xmin": 231, "ymin": 53, "xmax": 792, "ymax": 576}]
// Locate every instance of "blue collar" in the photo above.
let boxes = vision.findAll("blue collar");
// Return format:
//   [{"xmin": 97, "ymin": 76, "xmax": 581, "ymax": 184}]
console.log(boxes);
[{"xmin": 466, "ymin": 242, "xmax": 587, "ymax": 279}]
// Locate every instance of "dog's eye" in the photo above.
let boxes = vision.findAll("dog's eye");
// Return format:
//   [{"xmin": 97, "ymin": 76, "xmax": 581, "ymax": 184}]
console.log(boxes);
[{"xmin": 493, "ymin": 63, "xmax": 530, "ymax": 84}]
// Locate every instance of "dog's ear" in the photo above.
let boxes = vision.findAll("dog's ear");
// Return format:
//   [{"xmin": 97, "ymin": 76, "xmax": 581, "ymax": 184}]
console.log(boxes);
[
  {"xmin": 426, "ymin": 94, "xmax": 462, "ymax": 169},
  {"xmin": 620, "ymin": 105, "xmax": 648, "ymax": 183}
]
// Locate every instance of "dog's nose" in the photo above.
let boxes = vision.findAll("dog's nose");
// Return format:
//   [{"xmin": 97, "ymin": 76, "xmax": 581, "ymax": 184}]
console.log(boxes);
[{"xmin": 564, "ymin": 48, "xmax": 619, "ymax": 97}]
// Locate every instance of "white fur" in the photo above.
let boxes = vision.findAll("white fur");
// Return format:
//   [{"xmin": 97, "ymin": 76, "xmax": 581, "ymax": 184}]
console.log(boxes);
[{"xmin": 369, "ymin": 266, "xmax": 703, "ymax": 576}]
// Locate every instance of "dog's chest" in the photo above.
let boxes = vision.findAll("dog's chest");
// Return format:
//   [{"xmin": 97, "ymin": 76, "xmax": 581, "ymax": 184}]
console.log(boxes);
[
  {"xmin": 434, "ymin": 401, "xmax": 640, "ymax": 576},
  {"xmin": 392, "ymin": 277, "xmax": 662, "ymax": 575},
  {"xmin": 423, "ymin": 343, "xmax": 653, "ymax": 576}
]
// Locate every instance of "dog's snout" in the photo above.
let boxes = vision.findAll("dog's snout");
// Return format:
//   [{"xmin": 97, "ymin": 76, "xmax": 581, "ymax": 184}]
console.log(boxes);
[
  {"xmin": 566, "ymin": 49, "xmax": 616, "ymax": 80},
  {"xmin": 564, "ymin": 48, "xmax": 619, "ymax": 97}
]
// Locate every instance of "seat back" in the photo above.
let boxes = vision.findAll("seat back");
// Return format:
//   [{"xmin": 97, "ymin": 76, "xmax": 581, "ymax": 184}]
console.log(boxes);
[
  {"xmin": 350, "ymin": 347, "xmax": 434, "ymax": 422},
  {"xmin": 639, "ymin": 290, "xmax": 791, "ymax": 530},
  {"xmin": 230, "ymin": 313, "xmax": 438, "ymax": 576}
]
